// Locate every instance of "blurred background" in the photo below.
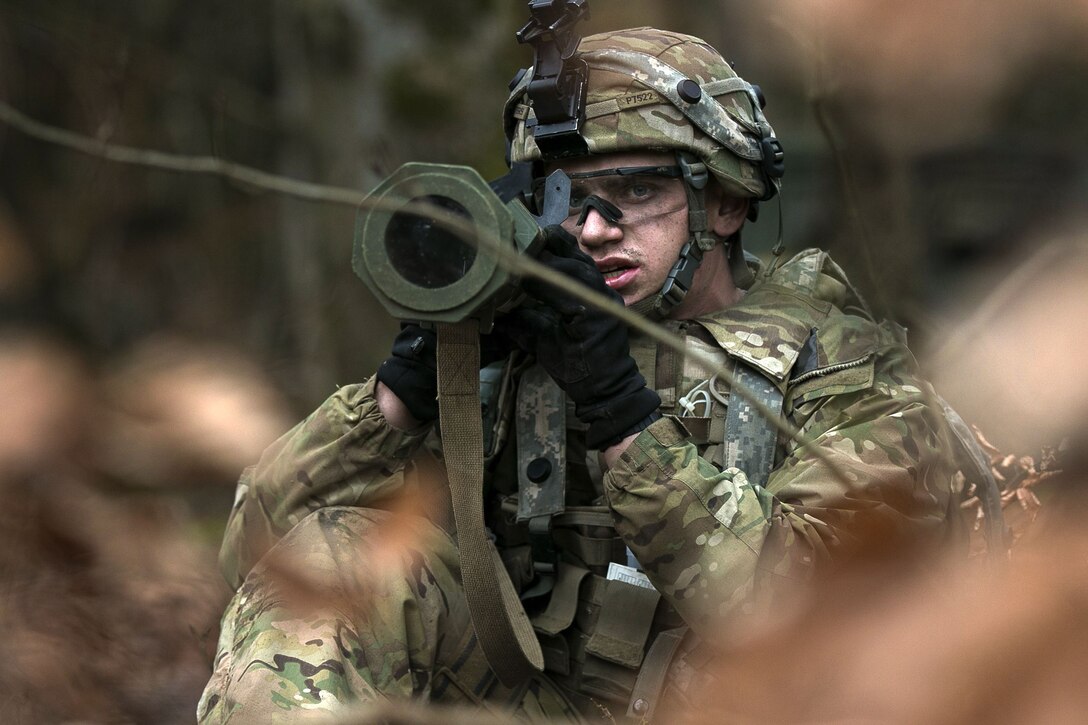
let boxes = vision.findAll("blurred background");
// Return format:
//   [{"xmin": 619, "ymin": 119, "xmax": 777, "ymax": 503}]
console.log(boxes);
[{"xmin": 1, "ymin": 0, "xmax": 1086, "ymax": 722}]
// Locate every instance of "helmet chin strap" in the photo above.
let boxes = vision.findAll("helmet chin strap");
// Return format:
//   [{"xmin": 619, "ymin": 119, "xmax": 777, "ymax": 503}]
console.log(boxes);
[{"xmin": 629, "ymin": 152, "xmax": 725, "ymax": 320}]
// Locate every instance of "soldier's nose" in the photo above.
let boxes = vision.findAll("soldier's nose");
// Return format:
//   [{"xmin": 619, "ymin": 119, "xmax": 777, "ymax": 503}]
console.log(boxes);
[{"xmin": 578, "ymin": 207, "xmax": 623, "ymax": 248}]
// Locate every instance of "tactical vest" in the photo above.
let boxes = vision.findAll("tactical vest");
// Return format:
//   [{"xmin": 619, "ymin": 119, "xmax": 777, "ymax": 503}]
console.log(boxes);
[
  {"xmin": 478, "ymin": 250, "xmax": 1003, "ymax": 720},
  {"xmin": 479, "ymin": 307, "xmax": 808, "ymax": 714},
  {"xmin": 481, "ymin": 325, "xmax": 744, "ymax": 718}
]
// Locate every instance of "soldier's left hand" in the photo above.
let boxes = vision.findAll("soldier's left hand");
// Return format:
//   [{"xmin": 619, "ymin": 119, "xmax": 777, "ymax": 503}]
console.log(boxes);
[{"xmin": 497, "ymin": 225, "xmax": 660, "ymax": 449}]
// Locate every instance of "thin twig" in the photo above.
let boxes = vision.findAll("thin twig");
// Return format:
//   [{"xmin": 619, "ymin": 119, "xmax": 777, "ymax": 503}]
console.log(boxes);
[
  {"xmin": 805, "ymin": 8, "xmax": 882, "ymax": 319},
  {"xmin": 0, "ymin": 100, "xmax": 363, "ymax": 206},
  {"xmin": 1, "ymin": 99, "xmax": 852, "ymax": 486},
  {"xmin": 379, "ymin": 201, "xmax": 846, "ymax": 486}
]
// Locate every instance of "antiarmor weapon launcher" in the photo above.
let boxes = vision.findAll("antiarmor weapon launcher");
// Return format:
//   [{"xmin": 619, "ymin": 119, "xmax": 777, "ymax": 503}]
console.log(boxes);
[
  {"xmin": 352, "ymin": 165, "xmax": 571, "ymax": 331},
  {"xmin": 352, "ymin": 1, "xmax": 591, "ymax": 330}
]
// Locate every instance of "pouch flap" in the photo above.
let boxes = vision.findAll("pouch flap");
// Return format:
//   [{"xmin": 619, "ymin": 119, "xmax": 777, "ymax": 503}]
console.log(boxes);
[{"xmin": 584, "ymin": 579, "xmax": 660, "ymax": 669}]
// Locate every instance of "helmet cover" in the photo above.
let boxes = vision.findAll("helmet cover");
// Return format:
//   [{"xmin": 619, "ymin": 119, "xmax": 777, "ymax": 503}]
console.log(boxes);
[{"xmin": 505, "ymin": 27, "xmax": 780, "ymax": 200}]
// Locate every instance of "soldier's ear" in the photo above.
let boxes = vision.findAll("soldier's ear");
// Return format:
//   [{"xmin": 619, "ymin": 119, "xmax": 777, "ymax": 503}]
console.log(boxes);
[{"xmin": 706, "ymin": 182, "xmax": 749, "ymax": 238}]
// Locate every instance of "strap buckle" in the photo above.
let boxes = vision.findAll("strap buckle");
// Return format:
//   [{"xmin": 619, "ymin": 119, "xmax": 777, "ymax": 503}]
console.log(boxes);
[
  {"xmin": 760, "ymin": 136, "xmax": 785, "ymax": 180},
  {"xmin": 659, "ymin": 240, "xmax": 705, "ymax": 308}
]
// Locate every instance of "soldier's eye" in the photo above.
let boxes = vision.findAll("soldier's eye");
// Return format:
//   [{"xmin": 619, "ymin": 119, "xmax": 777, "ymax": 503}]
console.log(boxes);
[
  {"xmin": 623, "ymin": 180, "xmax": 656, "ymax": 203},
  {"xmin": 568, "ymin": 188, "xmax": 588, "ymax": 211}
]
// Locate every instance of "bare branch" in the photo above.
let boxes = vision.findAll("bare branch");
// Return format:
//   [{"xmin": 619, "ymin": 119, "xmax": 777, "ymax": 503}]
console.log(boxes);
[
  {"xmin": 0, "ymin": 100, "xmax": 363, "ymax": 206},
  {"xmin": 393, "ymin": 200, "xmax": 848, "ymax": 486},
  {"xmin": 0, "ymin": 99, "xmax": 850, "ymax": 485}
]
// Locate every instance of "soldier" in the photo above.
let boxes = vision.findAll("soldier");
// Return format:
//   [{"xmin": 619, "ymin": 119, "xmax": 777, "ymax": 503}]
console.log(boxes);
[{"xmin": 199, "ymin": 27, "xmax": 975, "ymax": 723}]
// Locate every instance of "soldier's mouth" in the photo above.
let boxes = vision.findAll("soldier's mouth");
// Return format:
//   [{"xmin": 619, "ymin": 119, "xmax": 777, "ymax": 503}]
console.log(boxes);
[{"xmin": 598, "ymin": 265, "xmax": 638, "ymax": 289}]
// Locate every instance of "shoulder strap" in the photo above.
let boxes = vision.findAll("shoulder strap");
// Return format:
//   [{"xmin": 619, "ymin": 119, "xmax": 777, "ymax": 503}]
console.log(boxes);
[
  {"xmin": 724, "ymin": 359, "xmax": 785, "ymax": 487},
  {"xmin": 437, "ymin": 322, "xmax": 543, "ymax": 686},
  {"xmin": 516, "ymin": 363, "xmax": 568, "ymax": 523},
  {"xmin": 938, "ymin": 396, "xmax": 1007, "ymax": 561},
  {"xmin": 516, "ymin": 363, "xmax": 569, "ymax": 598}
]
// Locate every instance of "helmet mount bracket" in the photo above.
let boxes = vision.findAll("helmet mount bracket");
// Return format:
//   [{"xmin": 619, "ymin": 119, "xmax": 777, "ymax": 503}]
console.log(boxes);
[{"xmin": 516, "ymin": 1, "xmax": 592, "ymax": 159}]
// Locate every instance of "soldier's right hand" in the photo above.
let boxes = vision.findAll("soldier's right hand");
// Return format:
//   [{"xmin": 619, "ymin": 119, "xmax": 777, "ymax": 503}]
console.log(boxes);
[
  {"xmin": 377, "ymin": 324, "xmax": 440, "ymax": 422},
  {"xmin": 377, "ymin": 324, "xmax": 515, "ymax": 424}
]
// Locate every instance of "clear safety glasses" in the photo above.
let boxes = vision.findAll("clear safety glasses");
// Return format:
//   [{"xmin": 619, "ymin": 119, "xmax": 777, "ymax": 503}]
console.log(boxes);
[{"xmin": 532, "ymin": 165, "xmax": 688, "ymax": 229}]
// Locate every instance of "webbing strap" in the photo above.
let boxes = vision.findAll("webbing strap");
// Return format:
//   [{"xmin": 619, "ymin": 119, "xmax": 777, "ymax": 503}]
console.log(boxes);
[
  {"xmin": 724, "ymin": 360, "xmax": 785, "ymax": 487},
  {"xmin": 626, "ymin": 627, "xmax": 687, "ymax": 721},
  {"xmin": 437, "ymin": 321, "xmax": 543, "ymax": 686},
  {"xmin": 532, "ymin": 562, "xmax": 590, "ymax": 636}
]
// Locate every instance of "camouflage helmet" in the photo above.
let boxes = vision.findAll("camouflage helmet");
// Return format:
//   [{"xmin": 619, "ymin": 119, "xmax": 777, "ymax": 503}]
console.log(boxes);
[{"xmin": 504, "ymin": 27, "xmax": 783, "ymax": 201}]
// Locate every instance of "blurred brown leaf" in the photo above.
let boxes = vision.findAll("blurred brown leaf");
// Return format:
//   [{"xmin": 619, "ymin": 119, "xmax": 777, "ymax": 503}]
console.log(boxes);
[{"xmin": 95, "ymin": 335, "xmax": 295, "ymax": 488}]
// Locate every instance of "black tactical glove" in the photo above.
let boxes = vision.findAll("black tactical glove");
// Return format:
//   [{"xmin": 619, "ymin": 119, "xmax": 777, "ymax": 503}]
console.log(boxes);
[
  {"xmin": 377, "ymin": 324, "xmax": 514, "ymax": 423},
  {"xmin": 376, "ymin": 324, "xmax": 440, "ymax": 423},
  {"xmin": 497, "ymin": 226, "xmax": 661, "ymax": 450}
]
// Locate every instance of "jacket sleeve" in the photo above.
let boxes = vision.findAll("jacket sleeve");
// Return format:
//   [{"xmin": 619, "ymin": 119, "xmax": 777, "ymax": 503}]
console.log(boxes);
[
  {"xmin": 218, "ymin": 376, "xmax": 434, "ymax": 589},
  {"xmin": 199, "ymin": 507, "xmax": 466, "ymax": 724},
  {"xmin": 601, "ymin": 346, "xmax": 962, "ymax": 639}
]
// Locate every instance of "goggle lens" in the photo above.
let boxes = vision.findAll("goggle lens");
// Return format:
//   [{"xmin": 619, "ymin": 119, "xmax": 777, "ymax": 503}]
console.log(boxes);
[{"xmin": 532, "ymin": 165, "xmax": 687, "ymax": 228}]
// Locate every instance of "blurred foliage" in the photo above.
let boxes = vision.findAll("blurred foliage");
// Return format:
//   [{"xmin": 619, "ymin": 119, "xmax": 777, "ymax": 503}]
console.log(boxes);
[
  {"xmin": 382, "ymin": 58, "xmax": 463, "ymax": 131},
  {"xmin": 1000, "ymin": 48, "xmax": 1088, "ymax": 148},
  {"xmin": 3, "ymin": 0, "xmax": 1082, "ymax": 395},
  {"xmin": 376, "ymin": 0, "xmax": 503, "ymax": 41},
  {"xmin": 0, "ymin": 0, "xmax": 1086, "ymax": 721}
]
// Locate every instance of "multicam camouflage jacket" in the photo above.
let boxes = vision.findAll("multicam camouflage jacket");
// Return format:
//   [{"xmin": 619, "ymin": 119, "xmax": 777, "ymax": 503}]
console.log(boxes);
[{"xmin": 199, "ymin": 249, "xmax": 970, "ymax": 722}]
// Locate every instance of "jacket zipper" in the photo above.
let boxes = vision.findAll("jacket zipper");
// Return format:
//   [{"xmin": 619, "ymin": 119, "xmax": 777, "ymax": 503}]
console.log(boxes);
[{"xmin": 790, "ymin": 354, "xmax": 873, "ymax": 385}]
